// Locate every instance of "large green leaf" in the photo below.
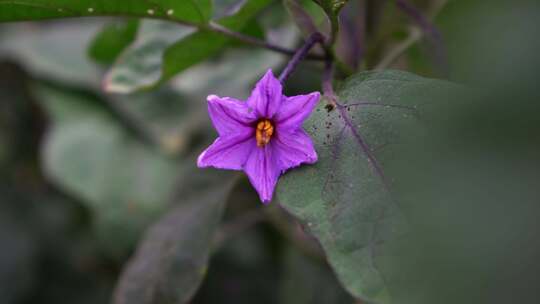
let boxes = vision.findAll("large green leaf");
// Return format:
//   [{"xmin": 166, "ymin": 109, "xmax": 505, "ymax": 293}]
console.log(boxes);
[
  {"xmin": 37, "ymin": 86, "xmax": 180, "ymax": 258},
  {"xmin": 0, "ymin": 0, "xmax": 212, "ymax": 24},
  {"xmin": 104, "ymin": 0, "xmax": 272, "ymax": 93},
  {"xmin": 277, "ymin": 70, "xmax": 459, "ymax": 302},
  {"xmin": 113, "ymin": 168, "xmax": 236, "ymax": 304}
]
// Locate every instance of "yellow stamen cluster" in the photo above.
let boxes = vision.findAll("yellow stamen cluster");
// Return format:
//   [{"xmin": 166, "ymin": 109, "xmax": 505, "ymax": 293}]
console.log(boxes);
[{"xmin": 256, "ymin": 119, "xmax": 274, "ymax": 147}]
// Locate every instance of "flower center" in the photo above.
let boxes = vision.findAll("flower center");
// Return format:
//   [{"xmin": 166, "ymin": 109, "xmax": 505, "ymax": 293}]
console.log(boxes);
[{"xmin": 255, "ymin": 119, "xmax": 274, "ymax": 147}]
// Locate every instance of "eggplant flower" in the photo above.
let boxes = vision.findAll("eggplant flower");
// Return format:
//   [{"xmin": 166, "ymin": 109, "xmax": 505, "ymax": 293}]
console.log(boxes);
[{"xmin": 197, "ymin": 69, "xmax": 320, "ymax": 203}]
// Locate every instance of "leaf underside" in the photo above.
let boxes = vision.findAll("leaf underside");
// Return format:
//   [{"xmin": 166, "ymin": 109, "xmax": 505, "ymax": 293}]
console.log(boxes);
[{"xmin": 0, "ymin": 0, "xmax": 213, "ymax": 24}]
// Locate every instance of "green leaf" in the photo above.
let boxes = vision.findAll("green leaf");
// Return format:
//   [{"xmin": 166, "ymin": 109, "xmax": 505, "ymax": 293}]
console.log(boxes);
[
  {"xmin": 229, "ymin": 19, "xmax": 266, "ymax": 47},
  {"xmin": 0, "ymin": 0, "xmax": 212, "ymax": 24},
  {"xmin": 276, "ymin": 70, "xmax": 459, "ymax": 302},
  {"xmin": 88, "ymin": 19, "xmax": 139, "ymax": 65},
  {"xmin": 113, "ymin": 169, "xmax": 236, "ymax": 304},
  {"xmin": 104, "ymin": 0, "xmax": 272, "ymax": 93},
  {"xmin": 37, "ymin": 86, "xmax": 180, "ymax": 258}
]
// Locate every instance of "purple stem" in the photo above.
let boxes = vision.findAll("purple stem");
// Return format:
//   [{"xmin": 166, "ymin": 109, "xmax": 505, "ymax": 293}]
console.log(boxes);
[
  {"xmin": 394, "ymin": 0, "xmax": 448, "ymax": 73},
  {"xmin": 322, "ymin": 59, "xmax": 338, "ymax": 110},
  {"xmin": 278, "ymin": 32, "xmax": 326, "ymax": 83},
  {"xmin": 208, "ymin": 22, "xmax": 325, "ymax": 61}
]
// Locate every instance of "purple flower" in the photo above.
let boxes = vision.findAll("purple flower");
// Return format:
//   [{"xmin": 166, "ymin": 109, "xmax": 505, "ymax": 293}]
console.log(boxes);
[{"xmin": 197, "ymin": 69, "xmax": 320, "ymax": 203}]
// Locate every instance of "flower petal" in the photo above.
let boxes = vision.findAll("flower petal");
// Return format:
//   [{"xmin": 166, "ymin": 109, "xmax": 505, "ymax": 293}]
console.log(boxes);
[
  {"xmin": 197, "ymin": 132, "xmax": 256, "ymax": 170},
  {"xmin": 244, "ymin": 145, "xmax": 280, "ymax": 203},
  {"xmin": 274, "ymin": 92, "xmax": 320, "ymax": 129},
  {"xmin": 247, "ymin": 69, "xmax": 283, "ymax": 118},
  {"xmin": 207, "ymin": 95, "xmax": 257, "ymax": 136},
  {"xmin": 273, "ymin": 129, "xmax": 318, "ymax": 170}
]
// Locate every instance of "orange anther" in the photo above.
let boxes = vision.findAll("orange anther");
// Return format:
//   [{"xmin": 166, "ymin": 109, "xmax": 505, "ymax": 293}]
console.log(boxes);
[{"xmin": 256, "ymin": 119, "xmax": 274, "ymax": 147}]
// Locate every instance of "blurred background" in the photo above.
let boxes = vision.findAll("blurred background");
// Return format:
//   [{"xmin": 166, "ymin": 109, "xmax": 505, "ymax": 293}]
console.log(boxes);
[{"xmin": 1, "ymin": 0, "xmax": 539, "ymax": 303}]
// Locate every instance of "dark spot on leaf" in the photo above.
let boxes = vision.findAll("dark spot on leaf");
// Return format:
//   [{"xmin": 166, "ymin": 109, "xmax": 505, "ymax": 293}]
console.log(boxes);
[{"xmin": 325, "ymin": 104, "xmax": 335, "ymax": 112}]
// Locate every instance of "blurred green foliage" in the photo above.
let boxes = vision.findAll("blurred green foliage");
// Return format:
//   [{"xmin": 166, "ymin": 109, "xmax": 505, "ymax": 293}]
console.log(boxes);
[{"xmin": 1, "ymin": 0, "xmax": 539, "ymax": 304}]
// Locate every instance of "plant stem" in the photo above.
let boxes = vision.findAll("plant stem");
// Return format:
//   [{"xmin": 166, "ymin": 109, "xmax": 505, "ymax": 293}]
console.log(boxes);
[
  {"xmin": 278, "ymin": 32, "xmax": 326, "ymax": 83},
  {"xmin": 207, "ymin": 22, "xmax": 325, "ymax": 61},
  {"xmin": 328, "ymin": 14, "xmax": 340, "ymax": 47},
  {"xmin": 322, "ymin": 59, "xmax": 338, "ymax": 110}
]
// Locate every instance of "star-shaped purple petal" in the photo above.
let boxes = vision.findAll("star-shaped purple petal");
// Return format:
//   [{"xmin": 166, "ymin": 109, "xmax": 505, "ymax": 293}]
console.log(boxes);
[{"xmin": 197, "ymin": 69, "xmax": 320, "ymax": 203}]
